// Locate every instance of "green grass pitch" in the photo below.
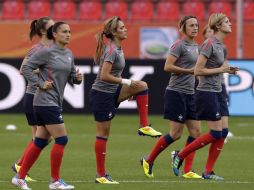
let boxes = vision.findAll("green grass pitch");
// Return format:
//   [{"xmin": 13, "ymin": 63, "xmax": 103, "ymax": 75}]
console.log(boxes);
[{"xmin": 0, "ymin": 114, "xmax": 254, "ymax": 190}]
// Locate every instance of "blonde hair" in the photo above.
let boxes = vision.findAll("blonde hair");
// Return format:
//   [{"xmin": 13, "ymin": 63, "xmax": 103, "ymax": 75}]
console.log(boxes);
[
  {"xmin": 208, "ymin": 13, "xmax": 227, "ymax": 32},
  {"xmin": 94, "ymin": 16, "xmax": 122, "ymax": 65}
]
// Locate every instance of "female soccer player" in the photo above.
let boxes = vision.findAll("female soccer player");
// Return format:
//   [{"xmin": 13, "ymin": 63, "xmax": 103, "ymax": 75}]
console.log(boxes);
[
  {"xmin": 141, "ymin": 15, "xmax": 202, "ymax": 179},
  {"xmin": 12, "ymin": 22, "xmax": 82, "ymax": 190},
  {"xmin": 12, "ymin": 16, "xmax": 54, "ymax": 182},
  {"xmin": 172, "ymin": 13, "xmax": 239, "ymax": 180},
  {"xmin": 89, "ymin": 16, "xmax": 161, "ymax": 184}
]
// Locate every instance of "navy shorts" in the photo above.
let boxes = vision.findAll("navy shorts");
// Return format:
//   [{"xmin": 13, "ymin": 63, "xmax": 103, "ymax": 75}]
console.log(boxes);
[
  {"xmin": 219, "ymin": 84, "xmax": 229, "ymax": 116},
  {"xmin": 34, "ymin": 106, "xmax": 64, "ymax": 126},
  {"xmin": 195, "ymin": 90, "xmax": 221, "ymax": 121},
  {"xmin": 163, "ymin": 90, "xmax": 198, "ymax": 123},
  {"xmin": 23, "ymin": 93, "xmax": 37, "ymax": 126},
  {"xmin": 89, "ymin": 86, "xmax": 122, "ymax": 122}
]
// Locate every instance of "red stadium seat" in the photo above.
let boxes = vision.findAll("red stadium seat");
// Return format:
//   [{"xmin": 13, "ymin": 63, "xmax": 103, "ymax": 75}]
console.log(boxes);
[
  {"xmin": 156, "ymin": 1, "xmax": 179, "ymax": 21},
  {"xmin": 208, "ymin": 1, "xmax": 232, "ymax": 18},
  {"xmin": 104, "ymin": 1, "xmax": 128, "ymax": 20},
  {"xmin": 243, "ymin": 1, "xmax": 254, "ymax": 21},
  {"xmin": 78, "ymin": 0, "xmax": 101, "ymax": 21},
  {"xmin": 52, "ymin": 0, "xmax": 76, "ymax": 20},
  {"xmin": 27, "ymin": 0, "xmax": 51, "ymax": 19},
  {"xmin": 130, "ymin": 1, "xmax": 153, "ymax": 21},
  {"xmin": 182, "ymin": 1, "xmax": 206, "ymax": 20},
  {"xmin": 1, "ymin": 0, "xmax": 25, "ymax": 20}
]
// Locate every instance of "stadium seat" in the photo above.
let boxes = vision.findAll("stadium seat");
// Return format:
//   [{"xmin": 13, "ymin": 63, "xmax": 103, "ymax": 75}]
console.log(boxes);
[
  {"xmin": 27, "ymin": 0, "xmax": 51, "ymax": 19},
  {"xmin": 104, "ymin": 0, "xmax": 128, "ymax": 20},
  {"xmin": 155, "ymin": 0, "xmax": 179, "ymax": 21},
  {"xmin": 1, "ymin": 0, "xmax": 25, "ymax": 20},
  {"xmin": 130, "ymin": 1, "xmax": 154, "ymax": 21},
  {"xmin": 78, "ymin": 0, "xmax": 101, "ymax": 21},
  {"xmin": 52, "ymin": 0, "xmax": 76, "ymax": 20},
  {"xmin": 208, "ymin": 1, "xmax": 232, "ymax": 18},
  {"xmin": 243, "ymin": 1, "xmax": 254, "ymax": 21},
  {"xmin": 182, "ymin": 1, "xmax": 206, "ymax": 20}
]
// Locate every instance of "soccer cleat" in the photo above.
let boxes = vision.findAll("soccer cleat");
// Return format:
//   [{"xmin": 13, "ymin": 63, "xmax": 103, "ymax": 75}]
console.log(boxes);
[
  {"xmin": 12, "ymin": 163, "xmax": 37, "ymax": 182},
  {"xmin": 11, "ymin": 176, "xmax": 31, "ymax": 190},
  {"xmin": 95, "ymin": 174, "xmax": 119, "ymax": 184},
  {"xmin": 49, "ymin": 179, "xmax": 75, "ymax": 190},
  {"xmin": 182, "ymin": 171, "xmax": 202, "ymax": 179},
  {"xmin": 12, "ymin": 163, "xmax": 21, "ymax": 173},
  {"xmin": 202, "ymin": 171, "xmax": 224, "ymax": 181},
  {"xmin": 138, "ymin": 125, "xmax": 162, "ymax": 138},
  {"xmin": 140, "ymin": 157, "xmax": 154, "ymax": 178},
  {"xmin": 170, "ymin": 150, "xmax": 180, "ymax": 166},
  {"xmin": 172, "ymin": 154, "xmax": 183, "ymax": 176},
  {"xmin": 24, "ymin": 175, "xmax": 37, "ymax": 182}
]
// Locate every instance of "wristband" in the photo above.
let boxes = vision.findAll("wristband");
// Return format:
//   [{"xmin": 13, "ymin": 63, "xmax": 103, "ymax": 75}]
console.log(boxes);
[{"xmin": 121, "ymin": 78, "xmax": 131, "ymax": 86}]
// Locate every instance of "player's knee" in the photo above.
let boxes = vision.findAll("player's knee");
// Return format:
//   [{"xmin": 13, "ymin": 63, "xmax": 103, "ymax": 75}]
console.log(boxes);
[
  {"xmin": 55, "ymin": 136, "xmax": 68, "ymax": 146},
  {"xmin": 34, "ymin": 137, "xmax": 48, "ymax": 149},
  {"xmin": 137, "ymin": 81, "xmax": 148, "ymax": 90}
]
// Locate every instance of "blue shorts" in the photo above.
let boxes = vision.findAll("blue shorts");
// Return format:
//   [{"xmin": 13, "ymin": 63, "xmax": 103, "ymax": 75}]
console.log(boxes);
[
  {"xmin": 195, "ymin": 90, "xmax": 221, "ymax": 121},
  {"xmin": 23, "ymin": 93, "xmax": 37, "ymax": 126},
  {"xmin": 89, "ymin": 86, "xmax": 122, "ymax": 122},
  {"xmin": 34, "ymin": 106, "xmax": 64, "ymax": 126},
  {"xmin": 219, "ymin": 84, "xmax": 229, "ymax": 116},
  {"xmin": 163, "ymin": 90, "xmax": 198, "ymax": 123}
]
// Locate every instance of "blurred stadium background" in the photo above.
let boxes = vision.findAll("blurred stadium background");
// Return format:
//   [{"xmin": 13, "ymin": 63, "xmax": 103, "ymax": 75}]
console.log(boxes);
[
  {"xmin": 0, "ymin": 0, "xmax": 254, "ymax": 115},
  {"xmin": 0, "ymin": 1, "xmax": 254, "ymax": 190}
]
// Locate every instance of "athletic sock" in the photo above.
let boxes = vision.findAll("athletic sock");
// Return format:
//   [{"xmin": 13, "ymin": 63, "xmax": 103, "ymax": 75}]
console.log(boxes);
[
  {"xmin": 183, "ymin": 136, "xmax": 196, "ymax": 173},
  {"xmin": 95, "ymin": 136, "xmax": 108, "ymax": 177},
  {"xmin": 147, "ymin": 134, "xmax": 174, "ymax": 163},
  {"xmin": 136, "ymin": 89, "xmax": 149, "ymax": 127}
]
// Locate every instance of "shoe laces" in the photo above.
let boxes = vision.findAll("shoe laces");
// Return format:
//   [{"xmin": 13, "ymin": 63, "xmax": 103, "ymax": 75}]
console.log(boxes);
[
  {"xmin": 58, "ymin": 179, "xmax": 68, "ymax": 186},
  {"xmin": 104, "ymin": 174, "xmax": 114, "ymax": 182}
]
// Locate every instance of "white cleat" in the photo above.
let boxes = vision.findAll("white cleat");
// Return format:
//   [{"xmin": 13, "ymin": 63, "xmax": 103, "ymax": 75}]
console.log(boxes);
[
  {"xmin": 12, "ymin": 176, "xmax": 31, "ymax": 190},
  {"xmin": 49, "ymin": 179, "xmax": 74, "ymax": 190}
]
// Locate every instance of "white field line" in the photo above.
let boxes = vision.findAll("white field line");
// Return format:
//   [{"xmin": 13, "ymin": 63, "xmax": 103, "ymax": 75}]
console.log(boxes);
[
  {"xmin": 1, "ymin": 180, "xmax": 254, "ymax": 184},
  {"xmin": 230, "ymin": 136, "xmax": 254, "ymax": 140}
]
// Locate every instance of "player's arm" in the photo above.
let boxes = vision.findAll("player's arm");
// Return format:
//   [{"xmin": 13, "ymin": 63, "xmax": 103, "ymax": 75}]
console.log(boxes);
[
  {"xmin": 194, "ymin": 54, "xmax": 230, "ymax": 76},
  {"xmin": 100, "ymin": 61, "xmax": 122, "ymax": 84},
  {"xmin": 164, "ymin": 54, "xmax": 194, "ymax": 74}
]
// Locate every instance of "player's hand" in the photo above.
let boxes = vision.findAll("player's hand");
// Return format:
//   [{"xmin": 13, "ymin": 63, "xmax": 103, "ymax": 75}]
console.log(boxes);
[
  {"xmin": 75, "ymin": 68, "xmax": 83, "ymax": 82},
  {"xmin": 229, "ymin": 66, "xmax": 240, "ymax": 74},
  {"xmin": 42, "ymin": 80, "xmax": 53, "ymax": 91}
]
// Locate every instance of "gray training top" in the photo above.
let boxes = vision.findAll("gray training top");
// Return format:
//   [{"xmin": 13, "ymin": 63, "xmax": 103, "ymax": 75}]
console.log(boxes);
[
  {"xmin": 22, "ymin": 43, "xmax": 81, "ymax": 109},
  {"xmin": 25, "ymin": 42, "xmax": 50, "ymax": 95},
  {"xmin": 166, "ymin": 39, "xmax": 199, "ymax": 94},
  {"xmin": 197, "ymin": 36, "xmax": 226, "ymax": 92},
  {"xmin": 92, "ymin": 42, "xmax": 125, "ymax": 93}
]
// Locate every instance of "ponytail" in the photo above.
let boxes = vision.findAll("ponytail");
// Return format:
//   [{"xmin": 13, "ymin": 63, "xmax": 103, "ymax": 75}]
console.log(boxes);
[
  {"xmin": 94, "ymin": 32, "xmax": 105, "ymax": 65},
  {"xmin": 29, "ymin": 19, "xmax": 38, "ymax": 41}
]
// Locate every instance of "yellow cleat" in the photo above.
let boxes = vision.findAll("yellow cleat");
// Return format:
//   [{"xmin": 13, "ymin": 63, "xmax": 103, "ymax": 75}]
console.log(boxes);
[
  {"xmin": 138, "ymin": 126, "xmax": 162, "ymax": 138},
  {"xmin": 95, "ymin": 174, "xmax": 119, "ymax": 184},
  {"xmin": 182, "ymin": 171, "xmax": 202, "ymax": 179},
  {"xmin": 12, "ymin": 163, "xmax": 37, "ymax": 182},
  {"xmin": 140, "ymin": 157, "xmax": 154, "ymax": 178}
]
